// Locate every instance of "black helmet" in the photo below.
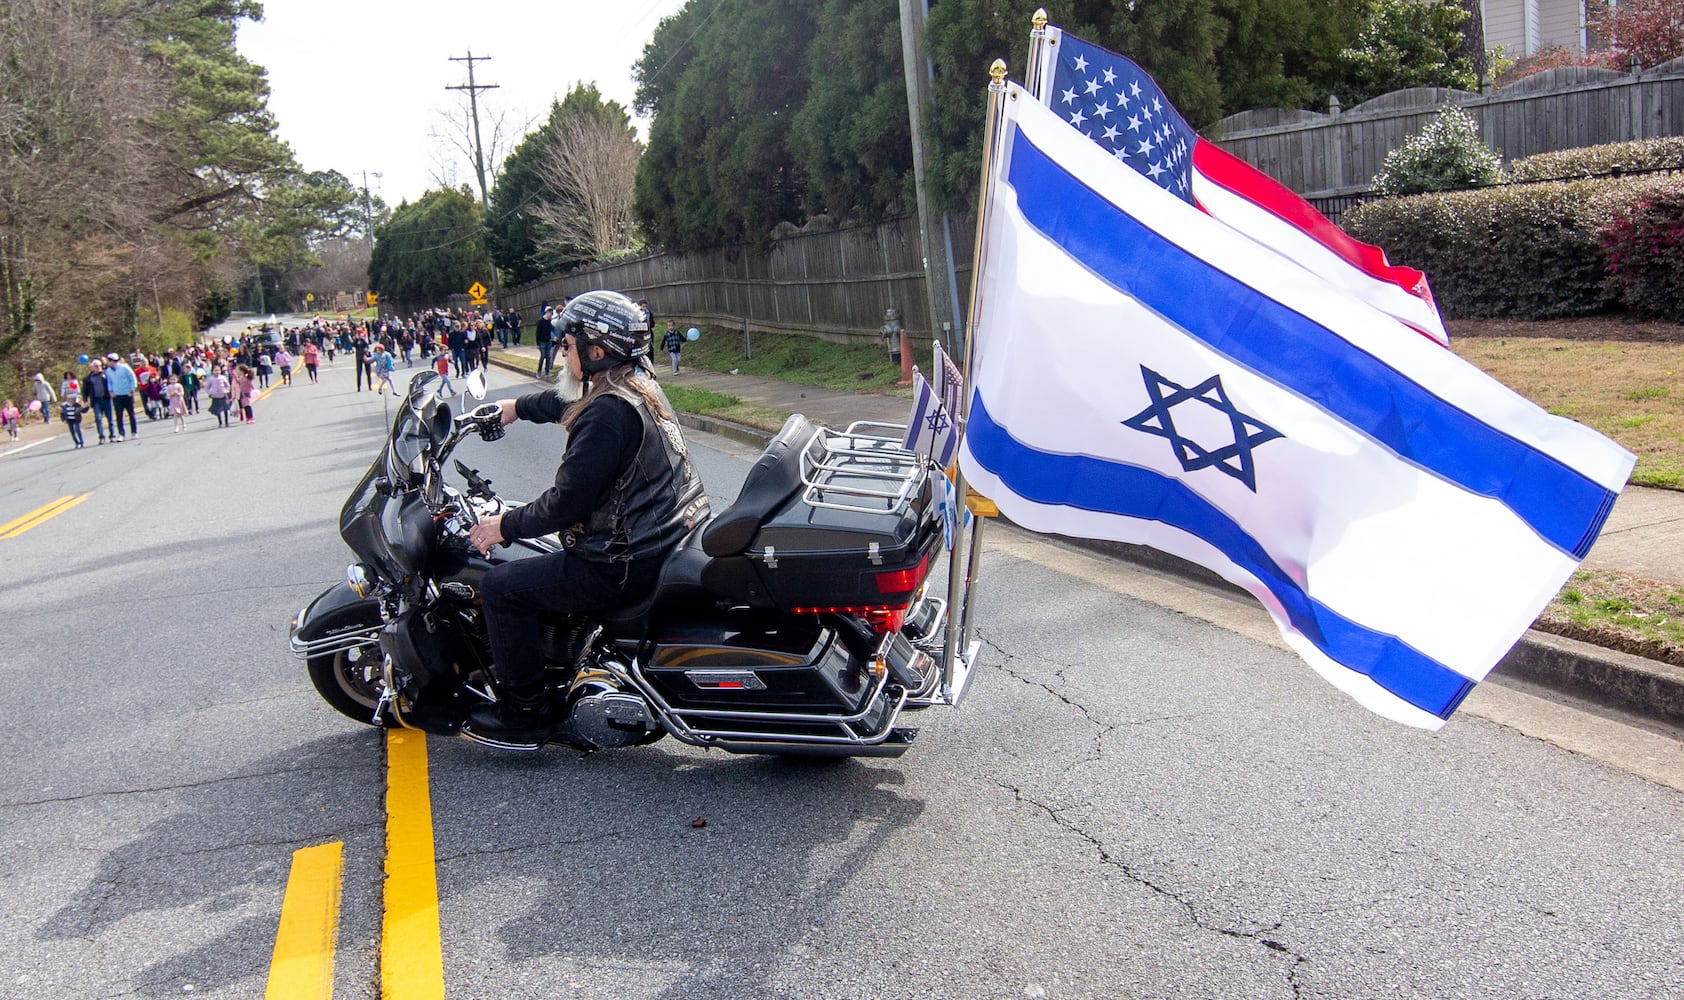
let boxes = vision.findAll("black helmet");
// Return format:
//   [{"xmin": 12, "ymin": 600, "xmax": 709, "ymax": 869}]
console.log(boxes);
[{"xmin": 556, "ymin": 290, "xmax": 650, "ymax": 373}]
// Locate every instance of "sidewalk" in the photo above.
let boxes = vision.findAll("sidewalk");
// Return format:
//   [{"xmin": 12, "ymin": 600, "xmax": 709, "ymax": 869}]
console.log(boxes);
[{"xmin": 485, "ymin": 344, "xmax": 1684, "ymax": 728}]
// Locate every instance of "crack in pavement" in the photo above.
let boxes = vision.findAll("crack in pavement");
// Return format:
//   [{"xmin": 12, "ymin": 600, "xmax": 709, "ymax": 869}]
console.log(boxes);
[
  {"xmin": 0, "ymin": 762, "xmax": 369, "ymax": 810},
  {"xmin": 993, "ymin": 779, "xmax": 1309, "ymax": 999}
]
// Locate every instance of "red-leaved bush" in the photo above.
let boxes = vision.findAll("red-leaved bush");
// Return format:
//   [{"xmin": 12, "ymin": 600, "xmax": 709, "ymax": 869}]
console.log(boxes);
[
  {"xmin": 1591, "ymin": 0, "xmax": 1684, "ymax": 68},
  {"xmin": 1600, "ymin": 185, "xmax": 1684, "ymax": 319},
  {"xmin": 1495, "ymin": 46, "xmax": 1623, "ymax": 88}
]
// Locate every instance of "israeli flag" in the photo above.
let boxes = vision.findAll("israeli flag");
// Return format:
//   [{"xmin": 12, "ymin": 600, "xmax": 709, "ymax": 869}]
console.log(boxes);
[{"xmin": 959, "ymin": 86, "xmax": 1634, "ymax": 729}]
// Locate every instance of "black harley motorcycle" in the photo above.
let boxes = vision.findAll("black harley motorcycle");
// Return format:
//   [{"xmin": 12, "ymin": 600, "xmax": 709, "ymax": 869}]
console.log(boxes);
[{"xmin": 288, "ymin": 371, "xmax": 977, "ymax": 754}]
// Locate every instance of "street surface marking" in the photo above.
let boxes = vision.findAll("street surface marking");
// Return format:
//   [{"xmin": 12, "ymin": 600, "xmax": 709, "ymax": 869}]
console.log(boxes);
[
  {"xmin": 0, "ymin": 493, "xmax": 91, "ymax": 539},
  {"xmin": 383, "ymin": 730, "xmax": 445, "ymax": 1000},
  {"xmin": 0, "ymin": 438, "xmax": 55, "ymax": 459},
  {"xmin": 266, "ymin": 841, "xmax": 345, "ymax": 1000}
]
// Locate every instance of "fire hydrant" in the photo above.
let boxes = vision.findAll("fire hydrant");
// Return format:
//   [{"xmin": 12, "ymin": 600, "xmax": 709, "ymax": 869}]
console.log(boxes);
[{"xmin": 882, "ymin": 308, "xmax": 912, "ymax": 385}]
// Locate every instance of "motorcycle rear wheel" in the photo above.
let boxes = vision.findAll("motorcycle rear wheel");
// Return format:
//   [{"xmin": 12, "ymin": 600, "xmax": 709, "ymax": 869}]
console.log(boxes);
[{"xmin": 307, "ymin": 648, "xmax": 396, "ymax": 728}]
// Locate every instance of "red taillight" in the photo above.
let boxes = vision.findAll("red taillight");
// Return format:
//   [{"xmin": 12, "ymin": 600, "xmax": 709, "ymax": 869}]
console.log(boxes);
[
  {"xmin": 789, "ymin": 605, "xmax": 909, "ymax": 634},
  {"xmin": 874, "ymin": 554, "xmax": 930, "ymax": 597}
]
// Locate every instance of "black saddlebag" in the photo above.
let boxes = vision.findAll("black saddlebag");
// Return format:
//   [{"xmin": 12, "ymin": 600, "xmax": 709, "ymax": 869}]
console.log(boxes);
[
  {"xmin": 642, "ymin": 615, "xmax": 871, "ymax": 713},
  {"xmin": 743, "ymin": 424, "xmax": 940, "ymax": 611}
]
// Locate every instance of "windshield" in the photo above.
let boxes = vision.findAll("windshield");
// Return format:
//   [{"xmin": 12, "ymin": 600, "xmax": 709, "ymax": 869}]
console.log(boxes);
[{"xmin": 386, "ymin": 372, "xmax": 450, "ymax": 485}]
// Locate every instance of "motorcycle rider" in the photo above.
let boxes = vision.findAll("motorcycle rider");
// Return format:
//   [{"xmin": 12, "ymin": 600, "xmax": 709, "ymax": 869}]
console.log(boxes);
[{"xmin": 463, "ymin": 290, "xmax": 709, "ymax": 743}]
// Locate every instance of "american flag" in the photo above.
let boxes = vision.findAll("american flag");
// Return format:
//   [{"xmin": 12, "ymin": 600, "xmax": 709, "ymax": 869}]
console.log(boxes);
[
  {"xmin": 934, "ymin": 341, "xmax": 963, "ymax": 417},
  {"xmin": 1034, "ymin": 26, "xmax": 1448, "ymax": 345},
  {"xmin": 1047, "ymin": 34, "xmax": 1196, "ymax": 203}
]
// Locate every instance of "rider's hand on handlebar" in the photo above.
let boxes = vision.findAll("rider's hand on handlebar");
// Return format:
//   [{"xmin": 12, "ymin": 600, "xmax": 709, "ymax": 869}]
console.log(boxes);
[
  {"xmin": 497, "ymin": 399, "xmax": 517, "ymax": 426},
  {"xmin": 467, "ymin": 512, "xmax": 506, "ymax": 556}
]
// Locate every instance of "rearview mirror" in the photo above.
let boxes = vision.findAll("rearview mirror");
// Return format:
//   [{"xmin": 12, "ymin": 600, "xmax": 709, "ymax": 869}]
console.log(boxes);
[{"xmin": 465, "ymin": 369, "xmax": 487, "ymax": 401}]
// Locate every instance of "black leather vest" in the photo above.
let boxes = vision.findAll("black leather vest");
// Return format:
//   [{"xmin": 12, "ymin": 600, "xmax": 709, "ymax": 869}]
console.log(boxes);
[{"xmin": 566, "ymin": 374, "xmax": 709, "ymax": 563}]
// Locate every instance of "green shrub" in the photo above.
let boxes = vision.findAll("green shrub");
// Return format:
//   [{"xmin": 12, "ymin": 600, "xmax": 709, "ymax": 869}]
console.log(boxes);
[
  {"xmin": 1343, "ymin": 177, "xmax": 1655, "ymax": 318},
  {"xmin": 1507, "ymin": 136, "xmax": 1684, "ymax": 181},
  {"xmin": 1371, "ymin": 105, "xmax": 1503, "ymax": 196},
  {"xmin": 135, "ymin": 306, "xmax": 197, "ymax": 355},
  {"xmin": 1600, "ymin": 182, "xmax": 1684, "ymax": 319}
]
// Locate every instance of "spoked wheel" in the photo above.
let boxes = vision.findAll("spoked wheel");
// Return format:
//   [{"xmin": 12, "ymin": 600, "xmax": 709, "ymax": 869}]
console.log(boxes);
[{"xmin": 306, "ymin": 646, "xmax": 396, "ymax": 727}]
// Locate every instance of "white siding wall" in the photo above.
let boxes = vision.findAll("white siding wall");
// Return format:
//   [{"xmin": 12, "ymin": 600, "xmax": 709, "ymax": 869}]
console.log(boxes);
[
  {"xmin": 1540, "ymin": 0, "xmax": 1588, "ymax": 52},
  {"xmin": 1485, "ymin": 0, "xmax": 1590, "ymax": 56},
  {"xmin": 1483, "ymin": 0, "xmax": 1530, "ymax": 56}
]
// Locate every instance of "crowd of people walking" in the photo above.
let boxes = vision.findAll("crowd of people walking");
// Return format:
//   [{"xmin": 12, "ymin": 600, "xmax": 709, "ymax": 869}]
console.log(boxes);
[{"xmin": 5, "ymin": 300, "xmax": 665, "ymax": 453}]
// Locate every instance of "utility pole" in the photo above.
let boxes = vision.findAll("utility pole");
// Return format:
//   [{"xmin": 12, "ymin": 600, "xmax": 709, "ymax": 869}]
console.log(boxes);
[
  {"xmin": 359, "ymin": 170, "xmax": 382, "ymax": 314},
  {"xmin": 446, "ymin": 50, "xmax": 501, "ymax": 302},
  {"xmin": 898, "ymin": 0, "xmax": 962, "ymax": 360},
  {"xmin": 446, "ymin": 50, "xmax": 498, "ymax": 209},
  {"xmin": 359, "ymin": 170, "xmax": 382, "ymax": 239}
]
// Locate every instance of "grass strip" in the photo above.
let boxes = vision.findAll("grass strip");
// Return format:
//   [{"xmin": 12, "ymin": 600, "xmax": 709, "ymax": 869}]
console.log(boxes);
[
  {"xmin": 1535, "ymin": 567, "xmax": 1684, "ymax": 667},
  {"xmin": 1451, "ymin": 337, "xmax": 1684, "ymax": 489}
]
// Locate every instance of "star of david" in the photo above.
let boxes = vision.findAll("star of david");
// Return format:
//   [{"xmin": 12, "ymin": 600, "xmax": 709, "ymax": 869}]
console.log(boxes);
[
  {"xmin": 925, "ymin": 408, "xmax": 950, "ymax": 435},
  {"xmin": 1121, "ymin": 366, "xmax": 1283, "ymax": 492}
]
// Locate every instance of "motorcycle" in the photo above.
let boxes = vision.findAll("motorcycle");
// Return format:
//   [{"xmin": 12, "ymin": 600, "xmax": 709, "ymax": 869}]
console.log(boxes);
[{"xmin": 288, "ymin": 370, "xmax": 979, "ymax": 755}]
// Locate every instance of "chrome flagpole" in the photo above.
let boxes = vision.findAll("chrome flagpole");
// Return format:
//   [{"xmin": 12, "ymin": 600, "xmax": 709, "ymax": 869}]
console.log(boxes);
[
  {"xmin": 1025, "ymin": 8, "xmax": 1051, "ymax": 101},
  {"xmin": 940, "ymin": 58, "xmax": 1010, "ymax": 704}
]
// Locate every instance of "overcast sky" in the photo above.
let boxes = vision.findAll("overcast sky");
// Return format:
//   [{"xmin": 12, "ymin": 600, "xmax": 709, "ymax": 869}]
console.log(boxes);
[{"xmin": 237, "ymin": 0, "xmax": 688, "ymax": 208}]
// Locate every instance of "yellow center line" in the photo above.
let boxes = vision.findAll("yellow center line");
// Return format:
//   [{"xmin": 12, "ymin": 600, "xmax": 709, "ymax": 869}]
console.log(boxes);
[
  {"xmin": 383, "ymin": 730, "xmax": 446, "ymax": 1000},
  {"xmin": 0, "ymin": 493, "xmax": 91, "ymax": 539},
  {"xmin": 266, "ymin": 841, "xmax": 345, "ymax": 1000}
]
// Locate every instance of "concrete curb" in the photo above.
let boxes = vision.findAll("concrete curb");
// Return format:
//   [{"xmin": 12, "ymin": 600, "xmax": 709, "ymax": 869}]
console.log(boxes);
[
  {"xmin": 1497, "ymin": 630, "xmax": 1684, "ymax": 728},
  {"xmin": 491, "ymin": 354, "xmax": 1684, "ymax": 731}
]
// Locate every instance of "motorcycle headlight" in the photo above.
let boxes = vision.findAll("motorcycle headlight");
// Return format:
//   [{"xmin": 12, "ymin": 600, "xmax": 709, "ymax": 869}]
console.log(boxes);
[{"xmin": 347, "ymin": 563, "xmax": 377, "ymax": 599}]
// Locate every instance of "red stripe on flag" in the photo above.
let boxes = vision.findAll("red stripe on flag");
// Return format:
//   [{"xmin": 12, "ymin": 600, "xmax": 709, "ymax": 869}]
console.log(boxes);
[{"xmin": 1191, "ymin": 140, "xmax": 1434, "ymax": 305}]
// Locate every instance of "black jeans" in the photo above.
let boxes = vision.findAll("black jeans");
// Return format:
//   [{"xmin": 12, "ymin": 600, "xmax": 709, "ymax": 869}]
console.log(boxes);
[
  {"xmin": 112, "ymin": 394, "xmax": 138, "ymax": 435},
  {"xmin": 480, "ymin": 550, "xmax": 660, "ymax": 689}
]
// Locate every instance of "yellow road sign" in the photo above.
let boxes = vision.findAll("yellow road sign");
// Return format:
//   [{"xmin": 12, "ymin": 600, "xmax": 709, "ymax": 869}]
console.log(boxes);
[
  {"xmin": 305, "ymin": 292, "xmax": 315, "ymax": 302},
  {"xmin": 466, "ymin": 281, "xmax": 487, "ymax": 301},
  {"xmin": 366, "ymin": 292, "xmax": 379, "ymax": 306}
]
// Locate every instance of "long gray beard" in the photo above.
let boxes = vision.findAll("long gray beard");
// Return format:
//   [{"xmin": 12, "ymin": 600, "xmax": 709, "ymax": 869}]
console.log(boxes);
[{"xmin": 553, "ymin": 364, "xmax": 584, "ymax": 403}]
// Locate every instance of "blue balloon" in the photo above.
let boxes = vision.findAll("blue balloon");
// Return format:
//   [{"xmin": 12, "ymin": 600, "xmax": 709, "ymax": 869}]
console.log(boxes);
[
  {"xmin": 686, "ymin": 327, "xmax": 700, "ymax": 342},
  {"xmin": 231, "ymin": 339, "xmax": 241, "ymax": 348},
  {"xmin": 78, "ymin": 354, "xmax": 89, "ymax": 364}
]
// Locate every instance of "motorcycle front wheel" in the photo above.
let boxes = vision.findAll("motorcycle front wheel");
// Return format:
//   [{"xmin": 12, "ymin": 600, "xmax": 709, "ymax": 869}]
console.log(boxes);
[{"xmin": 307, "ymin": 647, "xmax": 396, "ymax": 727}]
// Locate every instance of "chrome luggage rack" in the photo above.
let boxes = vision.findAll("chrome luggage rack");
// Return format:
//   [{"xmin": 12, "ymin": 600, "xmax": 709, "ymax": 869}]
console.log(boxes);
[{"xmin": 798, "ymin": 420, "xmax": 927, "ymax": 514}]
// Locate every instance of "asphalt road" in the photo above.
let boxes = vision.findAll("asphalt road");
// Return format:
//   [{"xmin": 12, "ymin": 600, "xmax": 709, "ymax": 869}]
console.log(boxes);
[{"xmin": 2, "ymin": 340, "xmax": 1682, "ymax": 999}]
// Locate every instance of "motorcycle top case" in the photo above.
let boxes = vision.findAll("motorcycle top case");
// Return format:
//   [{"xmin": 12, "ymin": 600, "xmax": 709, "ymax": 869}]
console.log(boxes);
[{"xmin": 743, "ymin": 429, "xmax": 940, "ymax": 611}]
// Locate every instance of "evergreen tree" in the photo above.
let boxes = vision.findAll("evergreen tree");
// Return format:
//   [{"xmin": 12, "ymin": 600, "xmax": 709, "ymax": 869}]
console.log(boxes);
[
  {"xmin": 1336, "ymin": 0, "xmax": 1478, "ymax": 107},
  {"xmin": 633, "ymin": 0, "xmax": 819, "ymax": 249},
  {"xmin": 368, "ymin": 188, "xmax": 493, "ymax": 313}
]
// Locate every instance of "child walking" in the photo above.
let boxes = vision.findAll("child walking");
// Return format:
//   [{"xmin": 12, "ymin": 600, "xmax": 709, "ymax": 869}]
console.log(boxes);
[
  {"xmin": 60, "ymin": 393, "xmax": 86, "ymax": 448},
  {"xmin": 274, "ymin": 347, "xmax": 294, "ymax": 386},
  {"xmin": 433, "ymin": 348, "xmax": 454, "ymax": 394},
  {"xmin": 233, "ymin": 364, "xmax": 256, "ymax": 423},
  {"xmin": 1, "ymin": 400, "xmax": 19, "ymax": 440},
  {"xmin": 166, "ymin": 375, "xmax": 187, "ymax": 432}
]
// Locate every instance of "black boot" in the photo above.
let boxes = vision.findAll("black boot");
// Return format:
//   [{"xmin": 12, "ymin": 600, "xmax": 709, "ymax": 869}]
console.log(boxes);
[{"xmin": 462, "ymin": 683, "xmax": 558, "ymax": 751}]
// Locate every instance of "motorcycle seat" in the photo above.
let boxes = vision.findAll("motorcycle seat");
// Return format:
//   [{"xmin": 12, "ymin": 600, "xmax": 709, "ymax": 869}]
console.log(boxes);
[
  {"xmin": 600, "ymin": 528, "xmax": 716, "ymax": 633},
  {"xmin": 700, "ymin": 413, "xmax": 816, "ymax": 557}
]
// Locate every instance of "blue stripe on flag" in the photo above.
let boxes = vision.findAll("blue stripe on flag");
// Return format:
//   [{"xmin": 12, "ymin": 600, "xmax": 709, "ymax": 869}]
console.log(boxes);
[
  {"xmin": 966, "ymin": 395, "xmax": 1477, "ymax": 719},
  {"xmin": 1005, "ymin": 129, "xmax": 1617, "ymax": 560}
]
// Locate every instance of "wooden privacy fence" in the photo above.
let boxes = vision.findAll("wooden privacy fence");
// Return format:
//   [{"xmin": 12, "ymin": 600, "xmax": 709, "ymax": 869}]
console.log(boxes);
[
  {"xmin": 1213, "ymin": 60, "xmax": 1684, "ymax": 198},
  {"xmin": 502, "ymin": 215, "xmax": 976, "ymax": 343},
  {"xmin": 502, "ymin": 65, "xmax": 1684, "ymax": 336}
]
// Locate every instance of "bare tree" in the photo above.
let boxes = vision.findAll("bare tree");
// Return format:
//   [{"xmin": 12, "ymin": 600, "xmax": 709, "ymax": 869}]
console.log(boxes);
[
  {"xmin": 427, "ymin": 92, "xmax": 524, "ymax": 204},
  {"xmin": 0, "ymin": 0, "xmax": 177, "ymax": 373},
  {"xmin": 290, "ymin": 237, "xmax": 373, "ymax": 301},
  {"xmin": 531, "ymin": 115, "xmax": 642, "ymax": 262}
]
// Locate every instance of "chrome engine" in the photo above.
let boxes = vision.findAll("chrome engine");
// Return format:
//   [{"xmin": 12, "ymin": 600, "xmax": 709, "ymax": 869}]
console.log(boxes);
[{"xmin": 565, "ymin": 668, "xmax": 659, "ymax": 749}]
